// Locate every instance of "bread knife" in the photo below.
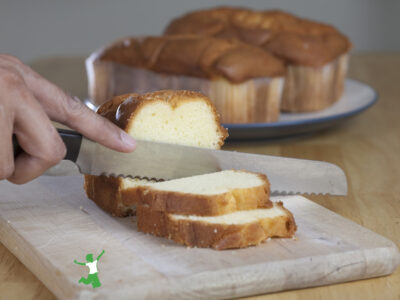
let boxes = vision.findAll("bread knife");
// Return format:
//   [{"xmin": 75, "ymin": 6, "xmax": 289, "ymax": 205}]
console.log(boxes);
[{"xmin": 12, "ymin": 128, "xmax": 347, "ymax": 195}]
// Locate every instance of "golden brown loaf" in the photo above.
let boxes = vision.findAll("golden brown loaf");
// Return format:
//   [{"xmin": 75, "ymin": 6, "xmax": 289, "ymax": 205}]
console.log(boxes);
[
  {"xmin": 84, "ymin": 91, "xmax": 228, "ymax": 216},
  {"xmin": 99, "ymin": 35, "xmax": 285, "ymax": 84},
  {"xmin": 164, "ymin": 7, "xmax": 351, "ymax": 66}
]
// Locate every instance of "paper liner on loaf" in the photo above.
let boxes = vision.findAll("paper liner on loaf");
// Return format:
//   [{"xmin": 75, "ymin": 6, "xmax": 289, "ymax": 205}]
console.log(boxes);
[
  {"xmin": 86, "ymin": 55, "xmax": 284, "ymax": 124},
  {"xmin": 281, "ymin": 54, "xmax": 349, "ymax": 112}
]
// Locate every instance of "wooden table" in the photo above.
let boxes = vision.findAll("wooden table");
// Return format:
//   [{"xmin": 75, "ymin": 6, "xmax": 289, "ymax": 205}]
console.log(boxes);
[{"xmin": 0, "ymin": 53, "xmax": 399, "ymax": 299}]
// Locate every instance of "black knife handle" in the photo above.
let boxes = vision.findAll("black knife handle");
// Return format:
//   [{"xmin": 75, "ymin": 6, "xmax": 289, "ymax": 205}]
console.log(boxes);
[{"xmin": 12, "ymin": 128, "xmax": 83, "ymax": 163}]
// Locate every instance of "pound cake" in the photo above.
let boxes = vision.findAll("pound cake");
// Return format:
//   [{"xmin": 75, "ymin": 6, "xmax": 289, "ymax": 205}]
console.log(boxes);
[
  {"xmin": 136, "ymin": 170, "xmax": 296, "ymax": 250},
  {"xmin": 84, "ymin": 90, "xmax": 228, "ymax": 216},
  {"xmin": 137, "ymin": 203, "xmax": 296, "ymax": 250},
  {"xmin": 87, "ymin": 35, "xmax": 285, "ymax": 123},
  {"xmin": 165, "ymin": 7, "xmax": 351, "ymax": 112},
  {"xmin": 137, "ymin": 174, "xmax": 296, "ymax": 250}
]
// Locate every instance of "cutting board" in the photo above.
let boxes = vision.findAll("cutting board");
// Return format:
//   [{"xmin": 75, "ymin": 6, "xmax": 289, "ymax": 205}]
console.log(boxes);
[{"xmin": 0, "ymin": 175, "xmax": 398, "ymax": 299}]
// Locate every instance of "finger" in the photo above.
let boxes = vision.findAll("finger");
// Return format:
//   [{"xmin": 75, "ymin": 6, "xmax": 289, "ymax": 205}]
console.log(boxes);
[
  {"xmin": 55, "ymin": 95, "xmax": 136, "ymax": 153},
  {"xmin": 7, "ymin": 59, "xmax": 136, "ymax": 153},
  {"xmin": 0, "ymin": 102, "xmax": 15, "ymax": 180},
  {"xmin": 7, "ymin": 87, "xmax": 66, "ymax": 184}
]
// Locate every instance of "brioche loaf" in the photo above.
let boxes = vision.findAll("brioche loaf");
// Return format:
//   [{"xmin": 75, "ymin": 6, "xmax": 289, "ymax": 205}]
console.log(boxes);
[
  {"xmin": 137, "ymin": 202, "xmax": 296, "ymax": 250},
  {"xmin": 137, "ymin": 170, "xmax": 272, "ymax": 216},
  {"xmin": 165, "ymin": 7, "xmax": 350, "ymax": 66},
  {"xmin": 84, "ymin": 91, "xmax": 228, "ymax": 216},
  {"xmin": 89, "ymin": 35, "xmax": 285, "ymax": 123},
  {"xmin": 99, "ymin": 35, "xmax": 285, "ymax": 83},
  {"xmin": 164, "ymin": 7, "xmax": 351, "ymax": 112}
]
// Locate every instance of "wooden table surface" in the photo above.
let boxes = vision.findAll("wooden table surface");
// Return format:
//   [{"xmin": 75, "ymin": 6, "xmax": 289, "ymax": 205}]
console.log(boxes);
[{"xmin": 0, "ymin": 53, "xmax": 399, "ymax": 299}]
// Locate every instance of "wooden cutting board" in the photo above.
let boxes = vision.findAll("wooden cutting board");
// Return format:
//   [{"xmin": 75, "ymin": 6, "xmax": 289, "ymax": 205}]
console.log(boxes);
[{"xmin": 0, "ymin": 175, "xmax": 398, "ymax": 299}]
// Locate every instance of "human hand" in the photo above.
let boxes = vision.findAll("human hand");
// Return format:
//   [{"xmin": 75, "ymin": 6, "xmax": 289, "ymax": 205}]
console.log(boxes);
[{"xmin": 0, "ymin": 54, "xmax": 136, "ymax": 184}]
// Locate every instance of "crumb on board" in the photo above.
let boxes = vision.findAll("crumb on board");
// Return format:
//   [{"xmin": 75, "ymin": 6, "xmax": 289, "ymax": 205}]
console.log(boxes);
[{"xmin": 79, "ymin": 206, "xmax": 89, "ymax": 214}]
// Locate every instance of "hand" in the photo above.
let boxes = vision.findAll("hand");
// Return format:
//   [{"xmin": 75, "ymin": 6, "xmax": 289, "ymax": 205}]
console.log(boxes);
[{"xmin": 0, "ymin": 54, "xmax": 136, "ymax": 184}]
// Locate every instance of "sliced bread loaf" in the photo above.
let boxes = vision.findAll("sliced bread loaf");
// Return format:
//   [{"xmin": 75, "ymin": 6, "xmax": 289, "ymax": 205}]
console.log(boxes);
[
  {"xmin": 84, "ymin": 90, "xmax": 228, "ymax": 216},
  {"xmin": 137, "ymin": 202, "xmax": 296, "ymax": 250},
  {"xmin": 137, "ymin": 170, "xmax": 272, "ymax": 216}
]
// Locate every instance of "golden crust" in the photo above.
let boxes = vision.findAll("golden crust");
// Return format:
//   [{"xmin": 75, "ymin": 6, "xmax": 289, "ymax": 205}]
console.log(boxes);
[
  {"xmin": 99, "ymin": 35, "xmax": 285, "ymax": 83},
  {"xmin": 136, "ymin": 202, "xmax": 297, "ymax": 250},
  {"xmin": 84, "ymin": 91, "xmax": 228, "ymax": 216},
  {"xmin": 83, "ymin": 175, "xmax": 133, "ymax": 217},
  {"xmin": 96, "ymin": 91, "xmax": 228, "ymax": 144},
  {"xmin": 164, "ymin": 7, "xmax": 351, "ymax": 66},
  {"xmin": 135, "ymin": 172, "xmax": 272, "ymax": 216}
]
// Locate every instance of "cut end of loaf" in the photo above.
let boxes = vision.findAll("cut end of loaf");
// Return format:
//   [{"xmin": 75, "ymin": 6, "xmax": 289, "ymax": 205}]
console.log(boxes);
[{"xmin": 128, "ymin": 92, "xmax": 227, "ymax": 148}]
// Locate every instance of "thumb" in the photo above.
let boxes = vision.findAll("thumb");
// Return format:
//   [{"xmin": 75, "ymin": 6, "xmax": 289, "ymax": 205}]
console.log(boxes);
[{"xmin": 15, "ymin": 62, "xmax": 136, "ymax": 152}]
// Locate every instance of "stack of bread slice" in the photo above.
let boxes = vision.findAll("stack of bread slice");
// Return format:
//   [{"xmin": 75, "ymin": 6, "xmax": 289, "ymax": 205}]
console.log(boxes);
[
  {"xmin": 84, "ymin": 90, "xmax": 296, "ymax": 249},
  {"xmin": 136, "ymin": 170, "xmax": 296, "ymax": 250}
]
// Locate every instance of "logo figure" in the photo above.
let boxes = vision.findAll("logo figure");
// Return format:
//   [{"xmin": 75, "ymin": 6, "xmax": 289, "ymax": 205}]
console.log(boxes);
[{"xmin": 74, "ymin": 250, "xmax": 105, "ymax": 288}]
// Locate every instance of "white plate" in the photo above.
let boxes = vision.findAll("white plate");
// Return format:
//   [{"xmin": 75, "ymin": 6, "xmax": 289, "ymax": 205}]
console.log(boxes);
[{"xmin": 224, "ymin": 79, "xmax": 378, "ymax": 140}]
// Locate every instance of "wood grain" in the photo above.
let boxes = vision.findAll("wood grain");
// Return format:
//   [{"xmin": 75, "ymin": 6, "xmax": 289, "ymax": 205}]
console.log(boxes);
[{"xmin": 0, "ymin": 53, "xmax": 400, "ymax": 299}]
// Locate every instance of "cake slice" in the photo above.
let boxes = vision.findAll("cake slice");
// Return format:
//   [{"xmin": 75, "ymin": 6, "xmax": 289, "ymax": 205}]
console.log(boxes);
[
  {"xmin": 84, "ymin": 90, "xmax": 228, "ymax": 216},
  {"xmin": 137, "ymin": 202, "xmax": 296, "ymax": 250},
  {"xmin": 137, "ymin": 170, "xmax": 272, "ymax": 216}
]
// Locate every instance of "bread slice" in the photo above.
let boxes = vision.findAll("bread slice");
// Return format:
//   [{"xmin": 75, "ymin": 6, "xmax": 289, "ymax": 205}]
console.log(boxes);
[
  {"xmin": 84, "ymin": 90, "xmax": 228, "ymax": 216},
  {"xmin": 137, "ymin": 202, "xmax": 296, "ymax": 250},
  {"xmin": 137, "ymin": 170, "xmax": 272, "ymax": 216}
]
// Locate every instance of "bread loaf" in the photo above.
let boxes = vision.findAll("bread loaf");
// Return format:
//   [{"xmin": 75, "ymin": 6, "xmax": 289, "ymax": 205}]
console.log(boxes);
[
  {"xmin": 84, "ymin": 91, "xmax": 228, "ymax": 216},
  {"xmin": 165, "ymin": 7, "xmax": 350, "ymax": 67},
  {"xmin": 99, "ymin": 35, "xmax": 285, "ymax": 83},
  {"xmin": 90, "ymin": 35, "xmax": 285, "ymax": 123},
  {"xmin": 164, "ymin": 7, "xmax": 351, "ymax": 112}
]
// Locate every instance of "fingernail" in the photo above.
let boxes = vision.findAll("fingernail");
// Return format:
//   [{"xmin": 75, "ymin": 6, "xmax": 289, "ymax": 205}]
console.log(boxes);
[{"xmin": 120, "ymin": 131, "xmax": 136, "ymax": 149}]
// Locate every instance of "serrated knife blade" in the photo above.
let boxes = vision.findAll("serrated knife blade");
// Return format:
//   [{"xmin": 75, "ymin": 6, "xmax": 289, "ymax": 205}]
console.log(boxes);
[
  {"xmin": 21, "ymin": 129, "xmax": 346, "ymax": 196},
  {"xmin": 75, "ymin": 135, "xmax": 347, "ymax": 196}
]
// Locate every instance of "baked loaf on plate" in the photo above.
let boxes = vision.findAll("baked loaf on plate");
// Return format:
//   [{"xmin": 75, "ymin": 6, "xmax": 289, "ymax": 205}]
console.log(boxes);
[
  {"xmin": 164, "ymin": 7, "xmax": 351, "ymax": 112},
  {"xmin": 87, "ymin": 35, "xmax": 285, "ymax": 123},
  {"xmin": 84, "ymin": 90, "xmax": 228, "ymax": 216}
]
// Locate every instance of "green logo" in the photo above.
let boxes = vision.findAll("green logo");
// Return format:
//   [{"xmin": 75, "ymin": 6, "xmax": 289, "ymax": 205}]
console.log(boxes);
[{"xmin": 74, "ymin": 250, "xmax": 105, "ymax": 288}]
